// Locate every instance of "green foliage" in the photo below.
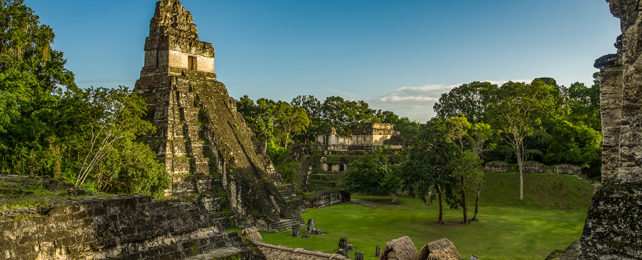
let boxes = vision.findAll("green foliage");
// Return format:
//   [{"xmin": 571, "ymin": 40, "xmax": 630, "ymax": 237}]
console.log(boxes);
[
  {"xmin": 398, "ymin": 120, "xmax": 458, "ymax": 212},
  {"xmin": 0, "ymin": 1, "xmax": 169, "ymax": 197},
  {"xmin": 434, "ymin": 81, "xmax": 497, "ymax": 124}
]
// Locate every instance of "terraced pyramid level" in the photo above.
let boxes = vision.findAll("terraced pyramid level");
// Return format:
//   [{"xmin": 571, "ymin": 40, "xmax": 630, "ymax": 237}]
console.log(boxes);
[{"xmin": 134, "ymin": 0, "xmax": 301, "ymax": 231}]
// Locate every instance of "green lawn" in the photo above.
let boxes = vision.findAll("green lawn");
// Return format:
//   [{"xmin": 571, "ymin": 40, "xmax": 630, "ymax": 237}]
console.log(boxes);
[{"xmin": 254, "ymin": 172, "xmax": 594, "ymax": 259}]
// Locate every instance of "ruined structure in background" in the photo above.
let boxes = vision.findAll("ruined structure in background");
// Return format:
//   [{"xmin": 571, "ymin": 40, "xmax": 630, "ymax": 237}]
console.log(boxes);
[
  {"xmin": 316, "ymin": 123, "xmax": 402, "ymax": 153},
  {"xmin": 134, "ymin": 0, "xmax": 300, "ymax": 231},
  {"xmin": 305, "ymin": 123, "xmax": 402, "ymax": 190},
  {"xmin": 577, "ymin": 0, "xmax": 642, "ymax": 258}
]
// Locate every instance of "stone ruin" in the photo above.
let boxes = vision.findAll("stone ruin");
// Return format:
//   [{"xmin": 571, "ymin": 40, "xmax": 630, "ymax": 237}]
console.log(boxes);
[
  {"xmin": 316, "ymin": 123, "xmax": 403, "ymax": 152},
  {"xmin": 134, "ymin": 0, "xmax": 301, "ymax": 231},
  {"xmin": 569, "ymin": 0, "xmax": 642, "ymax": 258}
]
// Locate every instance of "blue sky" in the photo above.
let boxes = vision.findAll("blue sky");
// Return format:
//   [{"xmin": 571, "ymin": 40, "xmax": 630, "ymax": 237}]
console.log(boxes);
[{"xmin": 25, "ymin": 0, "xmax": 620, "ymax": 122}]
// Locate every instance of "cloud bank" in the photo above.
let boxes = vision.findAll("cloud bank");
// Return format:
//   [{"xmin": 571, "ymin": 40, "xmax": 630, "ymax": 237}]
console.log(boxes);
[{"xmin": 368, "ymin": 80, "xmax": 531, "ymax": 122}]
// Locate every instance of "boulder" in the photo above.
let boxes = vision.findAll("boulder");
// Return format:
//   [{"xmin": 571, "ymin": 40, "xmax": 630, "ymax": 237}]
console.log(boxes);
[
  {"xmin": 416, "ymin": 238, "xmax": 461, "ymax": 260},
  {"xmin": 380, "ymin": 236, "xmax": 418, "ymax": 260},
  {"xmin": 241, "ymin": 227, "xmax": 263, "ymax": 243}
]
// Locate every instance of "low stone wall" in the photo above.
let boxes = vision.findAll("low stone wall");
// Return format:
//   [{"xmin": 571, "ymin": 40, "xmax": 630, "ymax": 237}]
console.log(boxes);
[
  {"xmin": 303, "ymin": 189, "xmax": 351, "ymax": 208},
  {"xmin": 484, "ymin": 161, "xmax": 509, "ymax": 173},
  {"xmin": 553, "ymin": 164, "xmax": 581, "ymax": 175},
  {"xmin": 254, "ymin": 242, "xmax": 348, "ymax": 260},
  {"xmin": 0, "ymin": 195, "xmax": 262, "ymax": 259},
  {"xmin": 522, "ymin": 161, "xmax": 545, "ymax": 173}
]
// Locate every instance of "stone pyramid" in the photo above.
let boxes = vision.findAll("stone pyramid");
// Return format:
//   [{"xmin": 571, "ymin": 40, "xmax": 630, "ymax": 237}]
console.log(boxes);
[{"xmin": 135, "ymin": 0, "xmax": 301, "ymax": 231}]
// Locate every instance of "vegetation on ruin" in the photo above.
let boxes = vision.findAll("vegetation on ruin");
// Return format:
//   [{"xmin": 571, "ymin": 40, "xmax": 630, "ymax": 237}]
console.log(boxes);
[{"xmin": 256, "ymin": 172, "xmax": 594, "ymax": 259}]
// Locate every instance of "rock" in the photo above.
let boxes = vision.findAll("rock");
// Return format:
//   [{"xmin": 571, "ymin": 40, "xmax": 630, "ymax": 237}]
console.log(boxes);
[
  {"xmin": 376, "ymin": 245, "xmax": 381, "ymax": 257},
  {"xmin": 522, "ymin": 161, "xmax": 545, "ymax": 173},
  {"xmin": 339, "ymin": 237, "xmax": 349, "ymax": 251},
  {"xmin": 336, "ymin": 248, "xmax": 347, "ymax": 257},
  {"xmin": 469, "ymin": 255, "xmax": 479, "ymax": 260},
  {"xmin": 307, "ymin": 218, "xmax": 316, "ymax": 233},
  {"xmin": 347, "ymin": 244, "xmax": 353, "ymax": 251},
  {"xmin": 241, "ymin": 227, "xmax": 263, "ymax": 243},
  {"xmin": 546, "ymin": 240, "xmax": 581, "ymax": 260},
  {"xmin": 292, "ymin": 225, "xmax": 299, "ymax": 237},
  {"xmin": 580, "ymin": 183, "xmax": 642, "ymax": 258},
  {"xmin": 355, "ymin": 252, "xmax": 365, "ymax": 260},
  {"xmin": 553, "ymin": 164, "xmax": 581, "ymax": 175},
  {"xmin": 483, "ymin": 161, "xmax": 509, "ymax": 172},
  {"xmin": 380, "ymin": 236, "xmax": 417, "ymax": 260},
  {"xmin": 416, "ymin": 238, "xmax": 461, "ymax": 260}
]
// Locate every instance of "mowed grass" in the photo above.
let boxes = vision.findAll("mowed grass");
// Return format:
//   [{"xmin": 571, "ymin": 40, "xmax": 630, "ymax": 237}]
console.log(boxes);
[{"xmin": 257, "ymin": 172, "xmax": 594, "ymax": 259}]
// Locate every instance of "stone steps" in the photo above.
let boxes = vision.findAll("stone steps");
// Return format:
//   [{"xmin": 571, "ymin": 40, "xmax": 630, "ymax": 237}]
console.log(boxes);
[{"xmin": 268, "ymin": 218, "xmax": 304, "ymax": 232}]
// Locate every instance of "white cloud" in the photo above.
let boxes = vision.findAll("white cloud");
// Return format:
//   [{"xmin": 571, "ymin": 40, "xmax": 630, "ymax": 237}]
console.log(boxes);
[{"xmin": 367, "ymin": 79, "xmax": 532, "ymax": 122}]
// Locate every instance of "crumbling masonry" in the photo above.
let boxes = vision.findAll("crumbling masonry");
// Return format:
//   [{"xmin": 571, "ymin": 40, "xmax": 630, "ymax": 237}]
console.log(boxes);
[
  {"xmin": 134, "ymin": 0, "xmax": 301, "ymax": 231},
  {"xmin": 579, "ymin": 0, "xmax": 642, "ymax": 258}
]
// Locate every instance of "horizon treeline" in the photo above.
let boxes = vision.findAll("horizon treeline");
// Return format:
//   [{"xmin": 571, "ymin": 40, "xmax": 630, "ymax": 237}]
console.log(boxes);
[{"xmin": 238, "ymin": 76, "xmax": 602, "ymax": 178}]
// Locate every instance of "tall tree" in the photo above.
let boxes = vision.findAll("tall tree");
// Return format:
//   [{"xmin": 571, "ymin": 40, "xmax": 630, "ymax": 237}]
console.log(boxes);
[
  {"xmin": 274, "ymin": 101, "xmax": 310, "ymax": 149},
  {"xmin": 433, "ymin": 82, "xmax": 498, "ymax": 124},
  {"xmin": 488, "ymin": 79, "xmax": 556, "ymax": 200},
  {"xmin": 399, "ymin": 121, "xmax": 457, "ymax": 224},
  {"xmin": 0, "ymin": 0, "xmax": 78, "ymax": 175},
  {"xmin": 291, "ymin": 95, "xmax": 322, "ymax": 142},
  {"xmin": 468, "ymin": 122, "xmax": 494, "ymax": 221}
]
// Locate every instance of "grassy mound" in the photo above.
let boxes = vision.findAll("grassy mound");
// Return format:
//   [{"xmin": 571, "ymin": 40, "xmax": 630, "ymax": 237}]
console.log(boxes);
[{"xmin": 480, "ymin": 172, "xmax": 594, "ymax": 210}]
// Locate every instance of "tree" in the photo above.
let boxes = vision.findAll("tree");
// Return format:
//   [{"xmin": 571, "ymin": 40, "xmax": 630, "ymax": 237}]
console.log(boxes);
[
  {"xmin": 74, "ymin": 87, "xmax": 157, "ymax": 187},
  {"xmin": 448, "ymin": 150, "xmax": 483, "ymax": 224},
  {"xmin": 442, "ymin": 117, "xmax": 474, "ymax": 224},
  {"xmin": 321, "ymin": 96, "xmax": 378, "ymax": 136},
  {"xmin": 399, "ymin": 121, "xmax": 457, "ymax": 224},
  {"xmin": 433, "ymin": 82, "xmax": 498, "ymax": 124},
  {"xmin": 273, "ymin": 101, "xmax": 310, "ymax": 149},
  {"xmin": 468, "ymin": 122, "xmax": 494, "ymax": 221},
  {"xmin": 291, "ymin": 95, "xmax": 323, "ymax": 143},
  {"xmin": 342, "ymin": 147, "xmax": 400, "ymax": 202},
  {"xmin": 488, "ymin": 79, "xmax": 556, "ymax": 200},
  {"xmin": 0, "ymin": 0, "xmax": 79, "ymax": 175}
]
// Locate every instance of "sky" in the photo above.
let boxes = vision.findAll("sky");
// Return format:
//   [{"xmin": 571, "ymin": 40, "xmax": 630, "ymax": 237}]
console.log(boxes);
[{"xmin": 25, "ymin": 0, "xmax": 620, "ymax": 122}]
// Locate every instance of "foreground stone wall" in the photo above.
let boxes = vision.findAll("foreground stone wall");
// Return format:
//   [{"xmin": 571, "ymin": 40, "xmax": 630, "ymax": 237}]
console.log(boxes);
[
  {"xmin": 578, "ymin": 0, "xmax": 642, "ymax": 258},
  {"xmin": 0, "ymin": 195, "xmax": 263, "ymax": 259},
  {"xmin": 254, "ymin": 242, "xmax": 348, "ymax": 260}
]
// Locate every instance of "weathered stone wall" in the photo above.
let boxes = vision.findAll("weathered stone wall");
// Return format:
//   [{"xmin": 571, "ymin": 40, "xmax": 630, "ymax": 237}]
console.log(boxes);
[
  {"xmin": 302, "ymin": 189, "xmax": 351, "ymax": 208},
  {"xmin": 578, "ymin": 0, "xmax": 642, "ymax": 258},
  {"xmin": 553, "ymin": 164, "xmax": 582, "ymax": 175},
  {"xmin": 483, "ymin": 161, "xmax": 509, "ymax": 173},
  {"xmin": 0, "ymin": 195, "xmax": 263, "ymax": 259},
  {"xmin": 254, "ymin": 242, "xmax": 348, "ymax": 260}
]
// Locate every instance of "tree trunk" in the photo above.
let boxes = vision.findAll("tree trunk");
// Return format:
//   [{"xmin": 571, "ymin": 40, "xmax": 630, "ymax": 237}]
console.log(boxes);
[
  {"xmin": 391, "ymin": 193, "xmax": 397, "ymax": 203},
  {"xmin": 263, "ymin": 137, "xmax": 268, "ymax": 154},
  {"xmin": 471, "ymin": 182, "xmax": 481, "ymax": 221},
  {"xmin": 516, "ymin": 149, "xmax": 524, "ymax": 201},
  {"xmin": 461, "ymin": 175, "xmax": 468, "ymax": 225},
  {"xmin": 437, "ymin": 184, "xmax": 444, "ymax": 224}
]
